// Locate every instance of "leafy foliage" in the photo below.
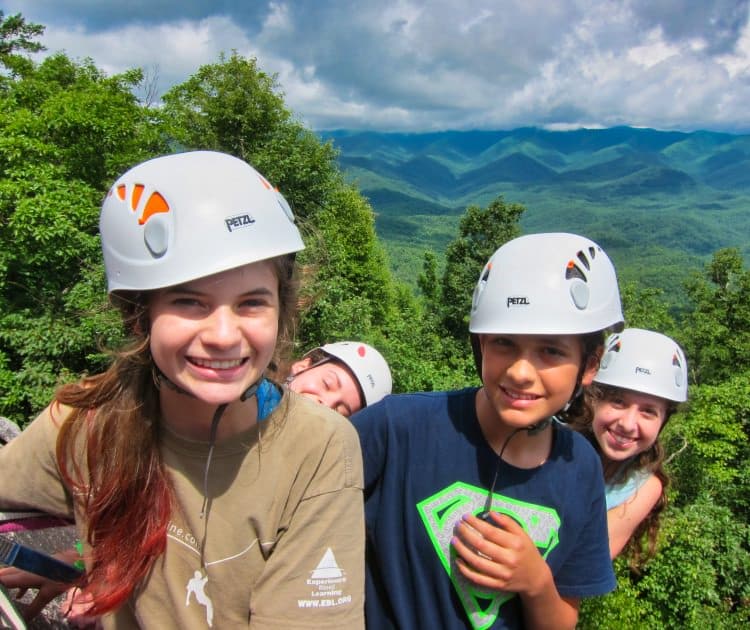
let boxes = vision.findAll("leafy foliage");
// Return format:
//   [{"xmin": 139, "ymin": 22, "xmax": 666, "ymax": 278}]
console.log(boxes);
[
  {"xmin": 439, "ymin": 197, "xmax": 524, "ymax": 341},
  {"xmin": 1, "ymin": 13, "xmax": 749, "ymax": 625}
]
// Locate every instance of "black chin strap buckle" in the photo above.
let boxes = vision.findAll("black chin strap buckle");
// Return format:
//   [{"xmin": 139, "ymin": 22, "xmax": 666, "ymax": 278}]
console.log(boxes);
[
  {"xmin": 240, "ymin": 381, "xmax": 260, "ymax": 402},
  {"xmin": 527, "ymin": 417, "xmax": 553, "ymax": 435}
]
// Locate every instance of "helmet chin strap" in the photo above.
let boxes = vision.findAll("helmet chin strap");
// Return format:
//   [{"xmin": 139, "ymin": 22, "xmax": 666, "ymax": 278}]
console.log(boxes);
[
  {"xmin": 152, "ymin": 364, "xmax": 263, "ymax": 519},
  {"xmin": 526, "ymin": 373, "xmax": 585, "ymax": 433}
]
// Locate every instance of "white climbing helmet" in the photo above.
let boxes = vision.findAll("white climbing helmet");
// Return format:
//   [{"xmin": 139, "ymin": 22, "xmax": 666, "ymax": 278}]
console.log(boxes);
[
  {"xmin": 315, "ymin": 342, "xmax": 393, "ymax": 407},
  {"xmin": 594, "ymin": 328, "xmax": 688, "ymax": 402},
  {"xmin": 469, "ymin": 233, "xmax": 624, "ymax": 335},
  {"xmin": 100, "ymin": 150, "xmax": 304, "ymax": 292}
]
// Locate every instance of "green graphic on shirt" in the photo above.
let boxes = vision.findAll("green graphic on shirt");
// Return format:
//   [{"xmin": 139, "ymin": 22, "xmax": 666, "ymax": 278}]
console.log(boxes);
[{"xmin": 416, "ymin": 481, "xmax": 560, "ymax": 630}]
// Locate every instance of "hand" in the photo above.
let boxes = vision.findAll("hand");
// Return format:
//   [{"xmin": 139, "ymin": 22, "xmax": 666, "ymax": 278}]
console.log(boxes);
[
  {"xmin": 62, "ymin": 587, "xmax": 102, "ymax": 629},
  {"xmin": 0, "ymin": 564, "xmax": 69, "ymax": 621},
  {"xmin": 451, "ymin": 511, "xmax": 552, "ymax": 596}
]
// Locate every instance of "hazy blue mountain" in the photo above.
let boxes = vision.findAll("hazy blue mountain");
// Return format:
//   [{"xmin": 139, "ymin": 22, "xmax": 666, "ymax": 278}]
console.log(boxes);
[{"xmin": 320, "ymin": 126, "xmax": 750, "ymax": 305}]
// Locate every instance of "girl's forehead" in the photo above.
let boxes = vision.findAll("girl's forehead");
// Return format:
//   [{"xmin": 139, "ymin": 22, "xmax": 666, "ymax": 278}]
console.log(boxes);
[
  {"xmin": 175, "ymin": 260, "xmax": 277, "ymax": 291},
  {"xmin": 492, "ymin": 333, "xmax": 581, "ymax": 346},
  {"xmin": 613, "ymin": 388, "xmax": 669, "ymax": 408}
]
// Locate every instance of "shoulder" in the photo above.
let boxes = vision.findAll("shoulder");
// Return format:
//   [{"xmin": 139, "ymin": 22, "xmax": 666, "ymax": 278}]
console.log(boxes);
[
  {"xmin": 555, "ymin": 422, "xmax": 600, "ymax": 459},
  {"xmin": 281, "ymin": 390, "xmax": 363, "ymax": 489},
  {"xmin": 282, "ymin": 390, "xmax": 360, "ymax": 450},
  {"xmin": 627, "ymin": 472, "xmax": 663, "ymax": 507},
  {"xmin": 351, "ymin": 387, "xmax": 477, "ymax": 429},
  {"xmin": 553, "ymin": 424, "xmax": 605, "ymax": 482}
]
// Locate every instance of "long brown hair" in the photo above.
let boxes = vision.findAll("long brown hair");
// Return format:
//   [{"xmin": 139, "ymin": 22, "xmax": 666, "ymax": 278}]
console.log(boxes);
[
  {"xmin": 55, "ymin": 255, "xmax": 298, "ymax": 615},
  {"xmin": 576, "ymin": 382, "xmax": 677, "ymax": 569}
]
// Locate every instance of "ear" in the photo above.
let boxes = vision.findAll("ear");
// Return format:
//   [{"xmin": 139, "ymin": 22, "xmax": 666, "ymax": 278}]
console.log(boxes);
[
  {"xmin": 580, "ymin": 347, "xmax": 603, "ymax": 386},
  {"xmin": 289, "ymin": 357, "xmax": 313, "ymax": 376}
]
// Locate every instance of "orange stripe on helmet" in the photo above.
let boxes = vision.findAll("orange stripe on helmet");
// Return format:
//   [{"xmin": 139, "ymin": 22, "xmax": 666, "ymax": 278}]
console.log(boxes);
[
  {"xmin": 131, "ymin": 184, "xmax": 145, "ymax": 210},
  {"xmin": 138, "ymin": 192, "xmax": 170, "ymax": 225}
]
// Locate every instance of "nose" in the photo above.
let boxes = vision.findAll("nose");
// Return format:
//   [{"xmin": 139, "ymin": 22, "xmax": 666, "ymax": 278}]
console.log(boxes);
[
  {"xmin": 505, "ymin": 353, "xmax": 536, "ymax": 385},
  {"xmin": 201, "ymin": 306, "xmax": 242, "ymax": 348},
  {"xmin": 616, "ymin": 405, "xmax": 639, "ymax": 433}
]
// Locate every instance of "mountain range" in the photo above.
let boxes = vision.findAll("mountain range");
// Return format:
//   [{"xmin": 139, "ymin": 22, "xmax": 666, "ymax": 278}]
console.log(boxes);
[{"xmin": 320, "ymin": 126, "xmax": 750, "ymax": 305}]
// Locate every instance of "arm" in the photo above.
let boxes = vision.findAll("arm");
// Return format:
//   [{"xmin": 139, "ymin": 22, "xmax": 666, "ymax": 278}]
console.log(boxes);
[
  {"xmin": 607, "ymin": 473, "xmax": 662, "ymax": 559},
  {"xmin": 0, "ymin": 548, "xmax": 78, "ymax": 621},
  {"xmin": 0, "ymin": 405, "xmax": 74, "ymax": 517},
  {"xmin": 453, "ymin": 513, "xmax": 579, "ymax": 630},
  {"xmin": 249, "ymin": 422, "xmax": 365, "ymax": 628}
]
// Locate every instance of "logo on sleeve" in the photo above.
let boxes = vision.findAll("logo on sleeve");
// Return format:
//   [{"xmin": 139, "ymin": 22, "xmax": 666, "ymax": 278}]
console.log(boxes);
[{"xmin": 297, "ymin": 548, "xmax": 353, "ymax": 609}]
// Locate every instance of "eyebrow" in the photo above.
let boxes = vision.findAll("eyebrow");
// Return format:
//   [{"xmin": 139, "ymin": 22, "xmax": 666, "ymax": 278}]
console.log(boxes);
[{"xmin": 163, "ymin": 286, "xmax": 275, "ymax": 298}]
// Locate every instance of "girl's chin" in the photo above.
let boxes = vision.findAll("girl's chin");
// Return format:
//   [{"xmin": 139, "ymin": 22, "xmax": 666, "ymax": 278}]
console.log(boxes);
[{"xmin": 164, "ymin": 382, "xmax": 257, "ymax": 406}]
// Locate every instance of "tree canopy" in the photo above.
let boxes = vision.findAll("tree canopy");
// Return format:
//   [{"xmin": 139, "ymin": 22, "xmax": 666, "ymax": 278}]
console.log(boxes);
[{"xmin": 0, "ymin": 12, "xmax": 748, "ymax": 626}]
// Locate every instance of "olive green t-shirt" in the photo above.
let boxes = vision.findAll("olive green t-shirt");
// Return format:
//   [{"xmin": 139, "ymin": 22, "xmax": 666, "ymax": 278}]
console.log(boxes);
[{"xmin": 0, "ymin": 391, "xmax": 365, "ymax": 629}]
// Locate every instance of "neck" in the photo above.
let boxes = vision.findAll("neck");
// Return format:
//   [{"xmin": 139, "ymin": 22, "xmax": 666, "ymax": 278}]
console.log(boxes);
[{"xmin": 159, "ymin": 388, "xmax": 258, "ymax": 441}]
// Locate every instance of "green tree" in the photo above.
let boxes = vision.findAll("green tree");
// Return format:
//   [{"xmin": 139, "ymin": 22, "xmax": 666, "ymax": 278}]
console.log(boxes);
[
  {"xmin": 619, "ymin": 281, "xmax": 677, "ymax": 334},
  {"xmin": 0, "ymin": 11, "xmax": 45, "ymax": 77},
  {"xmin": 0, "ymin": 52, "xmax": 167, "ymax": 423},
  {"xmin": 580, "ymin": 501, "xmax": 750, "ymax": 628},
  {"xmin": 439, "ymin": 196, "xmax": 524, "ymax": 342},
  {"xmin": 682, "ymin": 248, "xmax": 750, "ymax": 385}
]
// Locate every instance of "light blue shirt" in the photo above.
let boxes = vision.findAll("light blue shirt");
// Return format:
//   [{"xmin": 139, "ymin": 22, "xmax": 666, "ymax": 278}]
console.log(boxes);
[{"xmin": 605, "ymin": 468, "xmax": 652, "ymax": 510}]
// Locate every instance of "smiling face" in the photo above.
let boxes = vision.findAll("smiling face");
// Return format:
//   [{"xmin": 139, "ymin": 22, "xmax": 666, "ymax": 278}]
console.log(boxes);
[
  {"xmin": 148, "ymin": 260, "xmax": 280, "ymax": 417},
  {"xmin": 287, "ymin": 357, "xmax": 363, "ymax": 417},
  {"xmin": 478, "ymin": 333, "xmax": 598, "ymax": 429},
  {"xmin": 592, "ymin": 387, "xmax": 669, "ymax": 464}
]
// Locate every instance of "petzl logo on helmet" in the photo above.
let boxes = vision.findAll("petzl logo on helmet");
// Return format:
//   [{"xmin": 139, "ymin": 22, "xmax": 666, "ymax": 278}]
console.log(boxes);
[
  {"xmin": 507, "ymin": 296, "xmax": 530, "ymax": 307},
  {"xmin": 225, "ymin": 213, "xmax": 256, "ymax": 232},
  {"xmin": 635, "ymin": 367, "xmax": 652, "ymax": 375}
]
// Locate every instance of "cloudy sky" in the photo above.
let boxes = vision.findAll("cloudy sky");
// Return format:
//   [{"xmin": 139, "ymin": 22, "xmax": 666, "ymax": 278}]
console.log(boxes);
[{"xmin": 8, "ymin": 0, "xmax": 750, "ymax": 133}]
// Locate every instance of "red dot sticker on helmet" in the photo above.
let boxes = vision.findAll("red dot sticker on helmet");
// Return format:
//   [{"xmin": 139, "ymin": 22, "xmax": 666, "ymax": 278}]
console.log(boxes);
[{"xmin": 358, "ymin": 345, "xmax": 366, "ymax": 357}]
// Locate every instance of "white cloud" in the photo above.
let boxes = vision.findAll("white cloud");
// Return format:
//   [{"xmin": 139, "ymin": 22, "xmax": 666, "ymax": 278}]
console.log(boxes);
[{"xmin": 8, "ymin": 0, "xmax": 750, "ymax": 132}]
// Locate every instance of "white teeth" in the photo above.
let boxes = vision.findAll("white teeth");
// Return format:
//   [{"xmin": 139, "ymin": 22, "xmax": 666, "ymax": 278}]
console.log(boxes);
[
  {"xmin": 192, "ymin": 358, "xmax": 243, "ymax": 369},
  {"xmin": 610, "ymin": 431, "xmax": 634, "ymax": 446},
  {"xmin": 504, "ymin": 388, "xmax": 537, "ymax": 400}
]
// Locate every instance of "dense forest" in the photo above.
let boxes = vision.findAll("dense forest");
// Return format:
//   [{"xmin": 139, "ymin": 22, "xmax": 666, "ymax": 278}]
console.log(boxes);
[
  {"xmin": 0, "ymin": 12, "xmax": 748, "ymax": 627},
  {"xmin": 322, "ymin": 127, "xmax": 750, "ymax": 312}
]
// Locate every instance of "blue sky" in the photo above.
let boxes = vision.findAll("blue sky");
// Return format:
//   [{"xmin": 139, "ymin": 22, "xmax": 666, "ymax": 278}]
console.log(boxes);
[{"xmin": 8, "ymin": 1, "xmax": 750, "ymax": 133}]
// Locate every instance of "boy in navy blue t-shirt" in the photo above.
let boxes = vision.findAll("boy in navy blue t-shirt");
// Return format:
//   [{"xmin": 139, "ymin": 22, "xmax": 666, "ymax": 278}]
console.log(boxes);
[{"xmin": 352, "ymin": 233, "xmax": 621, "ymax": 629}]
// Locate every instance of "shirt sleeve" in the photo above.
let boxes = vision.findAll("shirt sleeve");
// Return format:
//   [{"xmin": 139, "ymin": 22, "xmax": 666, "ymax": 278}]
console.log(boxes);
[
  {"xmin": 248, "ymin": 420, "xmax": 365, "ymax": 629},
  {"xmin": 349, "ymin": 401, "xmax": 388, "ymax": 494},
  {"xmin": 0, "ymin": 405, "xmax": 74, "ymax": 518},
  {"xmin": 605, "ymin": 469, "xmax": 653, "ymax": 510},
  {"xmin": 555, "ymin": 445, "xmax": 617, "ymax": 598}
]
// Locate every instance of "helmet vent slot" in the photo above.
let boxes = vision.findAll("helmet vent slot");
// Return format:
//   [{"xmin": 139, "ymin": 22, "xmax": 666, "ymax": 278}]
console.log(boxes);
[
  {"xmin": 565, "ymin": 261, "xmax": 587, "ymax": 282},
  {"xmin": 576, "ymin": 250, "xmax": 591, "ymax": 270}
]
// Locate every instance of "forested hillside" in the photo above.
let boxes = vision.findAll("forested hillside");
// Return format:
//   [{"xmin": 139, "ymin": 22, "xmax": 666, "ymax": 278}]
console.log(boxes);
[
  {"xmin": 322, "ymin": 127, "xmax": 750, "ymax": 309},
  {"xmin": 0, "ymin": 12, "xmax": 748, "ymax": 627}
]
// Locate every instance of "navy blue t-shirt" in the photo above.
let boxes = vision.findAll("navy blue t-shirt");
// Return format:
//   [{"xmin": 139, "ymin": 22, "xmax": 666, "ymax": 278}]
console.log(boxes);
[{"xmin": 351, "ymin": 388, "xmax": 615, "ymax": 630}]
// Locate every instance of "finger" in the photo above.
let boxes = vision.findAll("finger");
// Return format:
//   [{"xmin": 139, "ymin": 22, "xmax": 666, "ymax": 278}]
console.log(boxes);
[
  {"xmin": 454, "ymin": 556, "xmax": 507, "ymax": 590},
  {"xmin": 454, "ymin": 519, "xmax": 499, "ymax": 563},
  {"xmin": 451, "ymin": 534, "xmax": 511, "ymax": 582},
  {"xmin": 21, "ymin": 592, "xmax": 49, "ymax": 621},
  {"xmin": 492, "ymin": 512, "xmax": 523, "ymax": 534},
  {"xmin": 460, "ymin": 513, "xmax": 515, "ymax": 550}
]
